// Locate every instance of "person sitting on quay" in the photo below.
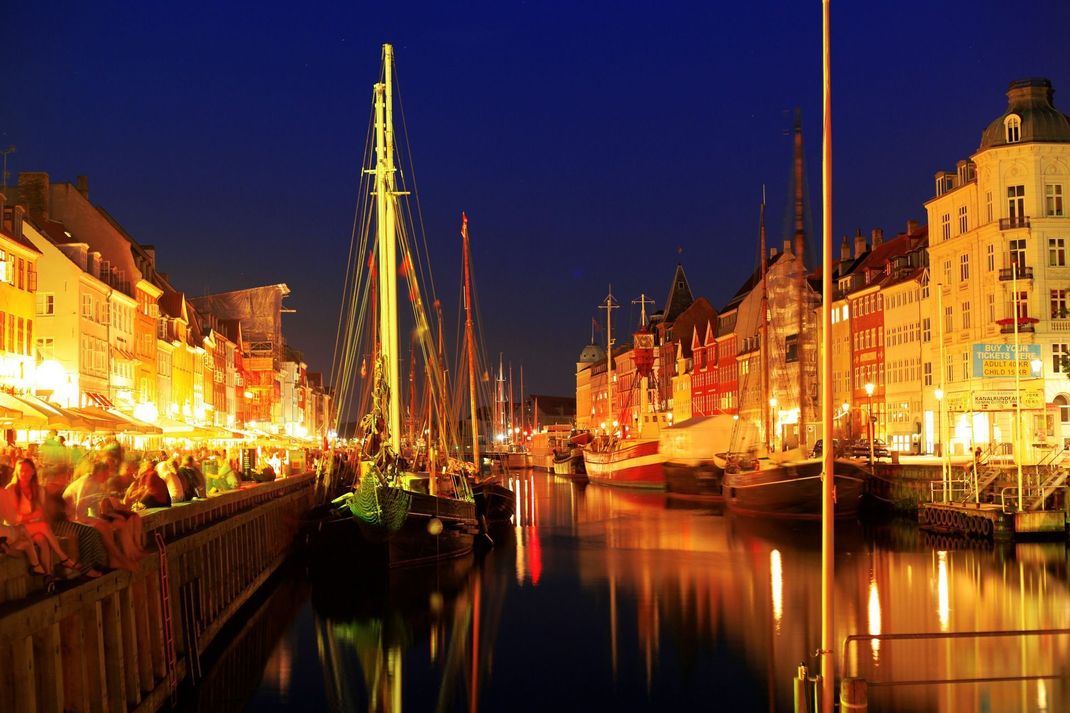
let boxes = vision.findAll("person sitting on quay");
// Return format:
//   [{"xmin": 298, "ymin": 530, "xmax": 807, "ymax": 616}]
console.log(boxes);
[
  {"xmin": 5, "ymin": 459, "xmax": 88, "ymax": 591},
  {"xmin": 0, "ymin": 464, "xmax": 65, "ymax": 591},
  {"xmin": 124, "ymin": 460, "xmax": 171, "ymax": 510},
  {"xmin": 206, "ymin": 456, "xmax": 239, "ymax": 494},
  {"xmin": 157, "ymin": 455, "xmax": 189, "ymax": 503},
  {"xmin": 178, "ymin": 455, "xmax": 207, "ymax": 499},
  {"xmin": 63, "ymin": 461, "xmax": 140, "ymax": 570}
]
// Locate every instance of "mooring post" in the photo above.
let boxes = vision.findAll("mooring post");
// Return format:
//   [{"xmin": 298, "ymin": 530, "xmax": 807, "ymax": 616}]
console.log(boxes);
[
  {"xmin": 840, "ymin": 676, "xmax": 868, "ymax": 712},
  {"xmin": 793, "ymin": 663, "xmax": 810, "ymax": 713}
]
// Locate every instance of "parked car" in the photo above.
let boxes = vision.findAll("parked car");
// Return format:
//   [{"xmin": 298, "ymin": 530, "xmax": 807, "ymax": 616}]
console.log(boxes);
[
  {"xmin": 809, "ymin": 439, "xmax": 842, "ymax": 458},
  {"xmin": 849, "ymin": 439, "xmax": 891, "ymax": 460}
]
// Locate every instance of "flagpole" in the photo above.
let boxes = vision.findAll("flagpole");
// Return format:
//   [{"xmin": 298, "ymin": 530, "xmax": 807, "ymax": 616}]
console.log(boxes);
[{"xmin": 820, "ymin": 0, "xmax": 836, "ymax": 711}]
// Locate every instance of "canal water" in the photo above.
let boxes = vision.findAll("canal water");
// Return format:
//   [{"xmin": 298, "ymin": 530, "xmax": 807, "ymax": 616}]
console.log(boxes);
[{"xmin": 186, "ymin": 472, "xmax": 1068, "ymax": 712}]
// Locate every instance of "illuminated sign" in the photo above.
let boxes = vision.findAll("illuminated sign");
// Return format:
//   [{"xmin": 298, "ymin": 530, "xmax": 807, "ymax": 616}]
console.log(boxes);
[
  {"xmin": 945, "ymin": 388, "xmax": 1045, "ymax": 411},
  {"xmin": 971, "ymin": 343, "xmax": 1042, "ymax": 378}
]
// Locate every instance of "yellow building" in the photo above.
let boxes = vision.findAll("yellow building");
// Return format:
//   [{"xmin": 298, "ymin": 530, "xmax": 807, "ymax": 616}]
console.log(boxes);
[
  {"xmin": 924, "ymin": 78, "xmax": 1070, "ymax": 459},
  {"xmin": 0, "ymin": 205, "xmax": 41, "ymax": 393},
  {"xmin": 670, "ymin": 340, "xmax": 692, "ymax": 424}
]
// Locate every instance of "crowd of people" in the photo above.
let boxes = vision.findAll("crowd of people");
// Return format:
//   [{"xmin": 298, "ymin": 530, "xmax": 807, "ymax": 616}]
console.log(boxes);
[{"xmin": 0, "ymin": 431, "xmax": 288, "ymax": 593}]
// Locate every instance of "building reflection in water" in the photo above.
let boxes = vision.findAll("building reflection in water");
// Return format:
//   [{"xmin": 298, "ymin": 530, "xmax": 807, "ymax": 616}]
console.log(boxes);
[{"xmin": 277, "ymin": 473, "xmax": 1069, "ymax": 712}]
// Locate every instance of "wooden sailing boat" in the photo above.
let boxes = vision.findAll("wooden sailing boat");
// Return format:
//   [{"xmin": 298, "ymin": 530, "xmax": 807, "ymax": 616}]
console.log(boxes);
[
  {"xmin": 459, "ymin": 214, "xmax": 515, "ymax": 529},
  {"xmin": 323, "ymin": 43, "xmax": 478, "ymax": 567},
  {"xmin": 722, "ymin": 130, "xmax": 867, "ymax": 521},
  {"xmin": 583, "ymin": 288, "xmax": 667, "ymax": 489}
]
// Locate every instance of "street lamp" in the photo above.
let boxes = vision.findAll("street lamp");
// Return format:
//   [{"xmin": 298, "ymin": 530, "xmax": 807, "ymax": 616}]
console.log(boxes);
[
  {"xmin": 864, "ymin": 382, "xmax": 875, "ymax": 466},
  {"xmin": 841, "ymin": 402, "xmax": 850, "ymax": 442}
]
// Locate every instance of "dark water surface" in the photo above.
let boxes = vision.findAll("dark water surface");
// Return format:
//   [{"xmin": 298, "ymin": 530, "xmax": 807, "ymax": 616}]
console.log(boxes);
[{"xmin": 192, "ymin": 472, "xmax": 1068, "ymax": 712}]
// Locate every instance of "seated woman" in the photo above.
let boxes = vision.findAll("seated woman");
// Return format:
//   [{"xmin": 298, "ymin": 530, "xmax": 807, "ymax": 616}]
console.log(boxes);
[
  {"xmin": 6, "ymin": 459, "xmax": 85, "ymax": 590},
  {"xmin": 124, "ymin": 461, "xmax": 171, "ymax": 510},
  {"xmin": 63, "ymin": 461, "xmax": 140, "ymax": 570},
  {"xmin": 0, "ymin": 465, "xmax": 53, "ymax": 586}
]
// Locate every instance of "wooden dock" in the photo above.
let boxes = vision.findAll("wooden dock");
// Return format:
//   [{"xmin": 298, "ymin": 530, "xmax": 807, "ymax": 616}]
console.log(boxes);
[
  {"xmin": 919, "ymin": 501, "xmax": 1067, "ymax": 540},
  {"xmin": 0, "ymin": 474, "xmax": 315, "ymax": 713}
]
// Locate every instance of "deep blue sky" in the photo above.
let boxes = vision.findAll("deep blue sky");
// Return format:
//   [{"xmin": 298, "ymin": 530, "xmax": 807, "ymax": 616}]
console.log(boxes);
[{"xmin": 3, "ymin": 1, "xmax": 1068, "ymax": 396}]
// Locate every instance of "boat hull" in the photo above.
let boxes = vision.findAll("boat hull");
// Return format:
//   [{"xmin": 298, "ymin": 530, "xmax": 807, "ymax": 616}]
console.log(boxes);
[
  {"xmin": 722, "ymin": 459, "xmax": 867, "ymax": 520},
  {"xmin": 583, "ymin": 439, "xmax": 665, "ymax": 490},
  {"xmin": 552, "ymin": 448, "xmax": 588, "ymax": 481},
  {"xmin": 473, "ymin": 481, "xmax": 516, "ymax": 528},
  {"xmin": 663, "ymin": 461, "xmax": 724, "ymax": 499},
  {"xmin": 319, "ymin": 490, "xmax": 478, "ymax": 568}
]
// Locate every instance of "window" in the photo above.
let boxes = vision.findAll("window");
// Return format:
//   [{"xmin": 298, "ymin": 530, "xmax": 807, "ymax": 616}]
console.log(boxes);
[
  {"xmin": 943, "ymin": 259, "xmax": 952, "ymax": 285},
  {"xmin": 1050, "ymin": 238, "xmax": 1066, "ymax": 267},
  {"xmin": 81, "ymin": 294, "xmax": 92, "ymax": 319},
  {"xmin": 1054, "ymin": 344, "xmax": 1070, "ymax": 373},
  {"xmin": 1056, "ymin": 395, "xmax": 1070, "ymax": 424},
  {"xmin": 1053, "ymin": 289, "xmax": 1069, "ymax": 319},
  {"xmin": 986, "ymin": 191, "xmax": 993, "ymax": 223},
  {"xmin": 987, "ymin": 243, "xmax": 995, "ymax": 271},
  {"xmin": 1009, "ymin": 239, "xmax": 1027, "ymax": 269},
  {"xmin": 922, "ymin": 317, "xmax": 931, "ymax": 342},
  {"xmin": 988, "ymin": 293, "xmax": 996, "ymax": 323},
  {"xmin": 923, "ymin": 361, "xmax": 933, "ymax": 386},
  {"xmin": 26, "ymin": 320, "xmax": 30, "ymax": 357},
  {"xmin": 34, "ymin": 337, "xmax": 54, "ymax": 363},
  {"xmin": 961, "ymin": 352, "xmax": 970, "ymax": 381},
  {"xmin": 958, "ymin": 205, "xmax": 968, "ymax": 234},
  {"xmin": 962, "ymin": 302, "xmax": 971, "ymax": 330},
  {"xmin": 1048, "ymin": 185, "xmax": 1064, "ymax": 217},
  {"xmin": 944, "ymin": 304, "xmax": 953, "ymax": 333},
  {"xmin": 1005, "ymin": 115, "xmax": 1021, "ymax": 143},
  {"xmin": 959, "ymin": 253, "xmax": 969, "ymax": 281},
  {"xmin": 1014, "ymin": 291, "xmax": 1030, "ymax": 319},
  {"xmin": 35, "ymin": 293, "xmax": 54, "ymax": 316},
  {"xmin": 945, "ymin": 354, "xmax": 954, "ymax": 383},
  {"xmin": 941, "ymin": 213, "xmax": 951, "ymax": 241},
  {"xmin": 1008, "ymin": 185, "xmax": 1025, "ymax": 220}
]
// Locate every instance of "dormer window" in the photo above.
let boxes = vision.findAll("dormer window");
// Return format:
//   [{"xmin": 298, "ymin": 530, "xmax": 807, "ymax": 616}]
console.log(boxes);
[{"xmin": 1005, "ymin": 114, "xmax": 1021, "ymax": 143}]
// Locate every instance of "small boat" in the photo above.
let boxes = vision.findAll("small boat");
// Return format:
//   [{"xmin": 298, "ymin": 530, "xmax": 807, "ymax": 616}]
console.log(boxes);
[
  {"xmin": 472, "ymin": 478, "xmax": 516, "ymax": 528},
  {"xmin": 722, "ymin": 454, "xmax": 868, "ymax": 520},
  {"xmin": 529, "ymin": 424, "xmax": 573, "ymax": 470},
  {"xmin": 660, "ymin": 414, "xmax": 734, "ymax": 499}
]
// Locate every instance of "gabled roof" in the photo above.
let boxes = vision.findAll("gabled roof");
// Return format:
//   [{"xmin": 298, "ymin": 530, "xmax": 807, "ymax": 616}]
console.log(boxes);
[
  {"xmin": 663, "ymin": 263, "xmax": 694, "ymax": 323},
  {"xmin": 721, "ymin": 251, "xmax": 786, "ymax": 311}
]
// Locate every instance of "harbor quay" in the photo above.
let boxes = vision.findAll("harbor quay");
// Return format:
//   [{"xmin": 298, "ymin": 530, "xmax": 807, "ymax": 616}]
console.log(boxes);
[{"xmin": 0, "ymin": 469, "xmax": 316, "ymax": 713}]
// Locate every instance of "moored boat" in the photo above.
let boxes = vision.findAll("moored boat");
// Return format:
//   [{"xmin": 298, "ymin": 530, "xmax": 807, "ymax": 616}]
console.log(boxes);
[
  {"xmin": 660, "ymin": 414, "xmax": 735, "ymax": 499},
  {"xmin": 583, "ymin": 436, "xmax": 665, "ymax": 489},
  {"xmin": 722, "ymin": 455, "xmax": 868, "ymax": 520}
]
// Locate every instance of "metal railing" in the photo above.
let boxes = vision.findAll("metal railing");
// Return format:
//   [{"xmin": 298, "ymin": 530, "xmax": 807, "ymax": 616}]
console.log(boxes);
[
  {"xmin": 998, "ymin": 264, "xmax": 1033, "ymax": 280},
  {"xmin": 1000, "ymin": 216, "xmax": 1031, "ymax": 229},
  {"xmin": 842, "ymin": 628, "xmax": 1070, "ymax": 685},
  {"xmin": 928, "ymin": 478, "xmax": 972, "ymax": 503}
]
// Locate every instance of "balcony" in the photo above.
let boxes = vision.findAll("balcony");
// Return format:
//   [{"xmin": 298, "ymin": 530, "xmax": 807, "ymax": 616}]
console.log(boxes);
[
  {"xmin": 1000, "ymin": 216, "xmax": 1030, "ymax": 230},
  {"xmin": 997, "ymin": 316, "xmax": 1038, "ymax": 334},
  {"xmin": 998, "ymin": 265, "xmax": 1033, "ymax": 281}
]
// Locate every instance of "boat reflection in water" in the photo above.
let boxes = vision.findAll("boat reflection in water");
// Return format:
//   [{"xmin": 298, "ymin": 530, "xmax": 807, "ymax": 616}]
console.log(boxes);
[{"xmin": 242, "ymin": 474, "xmax": 1067, "ymax": 712}]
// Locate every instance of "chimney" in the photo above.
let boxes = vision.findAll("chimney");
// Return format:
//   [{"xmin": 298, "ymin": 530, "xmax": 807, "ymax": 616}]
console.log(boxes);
[
  {"xmin": 17, "ymin": 172, "xmax": 50, "ymax": 220},
  {"xmin": 871, "ymin": 228, "xmax": 884, "ymax": 247},
  {"xmin": 770, "ymin": 247, "xmax": 778, "ymax": 259},
  {"xmin": 76, "ymin": 175, "xmax": 89, "ymax": 199},
  {"xmin": 142, "ymin": 244, "xmax": 157, "ymax": 270},
  {"xmin": 906, "ymin": 219, "xmax": 919, "ymax": 235},
  {"xmin": 840, "ymin": 235, "xmax": 851, "ymax": 262},
  {"xmin": 783, "ymin": 239, "xmax": 792, "ymax": 255},
  {"xmin": 853, "ymin": 228, "xmax": 867, "ymax": 258},
  {"xmin": 13, "ymin": 205, "xmax": 24, "ymax": 240}
]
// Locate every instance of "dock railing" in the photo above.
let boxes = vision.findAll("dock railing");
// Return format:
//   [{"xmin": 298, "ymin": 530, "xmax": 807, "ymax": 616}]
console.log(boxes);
[{"xmin": 836, "ymin": 628, "xmax": 1070, "ymax": 712}]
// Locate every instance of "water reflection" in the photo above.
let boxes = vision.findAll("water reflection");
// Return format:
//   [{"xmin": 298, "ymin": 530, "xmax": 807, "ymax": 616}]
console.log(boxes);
[{"xmin": 241, "ymin": 473, "xmax": 1069, "ymax": 712}]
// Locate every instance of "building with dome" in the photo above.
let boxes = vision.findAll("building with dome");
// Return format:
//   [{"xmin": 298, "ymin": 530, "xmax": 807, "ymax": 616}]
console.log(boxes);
[
  {"xmin": 575, "ymin": 340, "xmax": 606, "ymax": 430},
  {"xmin": 923, "ymin": 78, "xmax": 1070, "ymax": 459}
]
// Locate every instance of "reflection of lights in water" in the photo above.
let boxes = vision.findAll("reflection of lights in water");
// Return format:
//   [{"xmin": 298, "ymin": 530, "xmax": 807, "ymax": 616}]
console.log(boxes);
[
  {"xmin": 867, "ymin": 577, "xmax": 882, "ymax": 664},
  {"xmin": 937, "ymin": 551, "xmax": 950, "ymax": 632},
  {"xmin": 515, "ymin": 524, "xmax": 526, "ymax": 585},
  {"xmin": 769, "ymin": 549, "xmax": 783, "ymax": 633},
  {"xmin": 1038, "ymin": 678, "xmax": 1048, "ymax": 711}
]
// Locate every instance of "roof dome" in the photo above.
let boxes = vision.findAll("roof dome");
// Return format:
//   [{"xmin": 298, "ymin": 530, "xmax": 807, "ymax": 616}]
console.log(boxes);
[
  {"xmin": 578, "ymin": 342, "xmax": 606, "ymax": 364},
  {"xmin": 979, "ymin": 78, "xmax": 1070, "ymax": 150}
]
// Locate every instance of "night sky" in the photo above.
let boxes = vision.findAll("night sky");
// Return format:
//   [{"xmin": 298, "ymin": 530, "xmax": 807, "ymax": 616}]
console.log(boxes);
[{"xmin": 3, "ymin": 1, "xmax": 1068, "ymax": 397}]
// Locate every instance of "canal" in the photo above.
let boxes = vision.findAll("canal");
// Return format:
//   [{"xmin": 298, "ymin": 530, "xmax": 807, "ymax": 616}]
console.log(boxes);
[{"xmin": 183, "ymin": 472, "xmax": 1068, "ymax": 712}]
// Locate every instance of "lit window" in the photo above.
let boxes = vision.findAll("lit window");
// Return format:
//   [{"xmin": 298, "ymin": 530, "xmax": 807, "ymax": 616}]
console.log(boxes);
[
  {"xmin": 1005, "ymin": 114, "xmax": 1021, "ymax": 143},
  {"xmin": 959, "ymin": 254, "xmax": 969, "ymax": 281},
  {"xmin": 958, "ymin": 206, "xmax": 968, "ymax": 234},
  {"xmin": 1051, "ymin": 238, "xmax": 1067, "ymax": 267},
  {"xmin": 941, "ymin": 213, "xmax": 951, "ymax": 242},
  {"xmin": 1047, "ymin": 185, "xmax": 1064, "ymax": 217}
]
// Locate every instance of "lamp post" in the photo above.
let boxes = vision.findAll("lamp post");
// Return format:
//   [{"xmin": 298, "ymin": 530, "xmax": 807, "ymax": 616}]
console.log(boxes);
[
  {"xmin": 864, "ymin": 382, "xmax": 875, "ymax": 466},
  {"xmin": 769, "ymin": 396, "xmax": 778, "ymax": 452},
  {"xmin": 935, "ymin": 387, "xmax": 946, "ymax": 501}
]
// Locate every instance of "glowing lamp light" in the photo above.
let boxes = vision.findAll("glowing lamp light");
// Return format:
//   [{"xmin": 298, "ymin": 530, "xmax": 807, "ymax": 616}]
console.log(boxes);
[
  {"xmin": 864, "ymin": 382, "xmax": 875, "ymax": 397},
  {"xmin": 841, "ymin": 402, "xmax": 850, "ymax": 413},
  {"xmin": 244, "ymin": 390, "xmax": 255, "ymax": 399},
  {"xmin": 934, "ymin": 388, "xmax": 944, "ymax": 401},
  {"xmin": 1030, "ymin": 358, "xmax": 1043, "ymax": 376},
  {"xmin": 769, "ymin": 397, "xmax": 778, "ymax": 408},
  {"xmin": 133, "ymin": 402, "xmax": 159, "ymax": 424},
  {"xmin": 34, "ymin": 359, "xmax": 67, "ymax": 394}
]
